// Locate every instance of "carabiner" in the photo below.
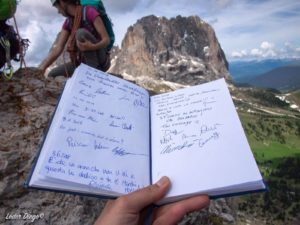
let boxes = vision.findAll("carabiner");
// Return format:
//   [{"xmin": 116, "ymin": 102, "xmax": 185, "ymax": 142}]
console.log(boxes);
[{"xmin": 2, "ymin": 65, "xmax": 14, "ymax": 80}]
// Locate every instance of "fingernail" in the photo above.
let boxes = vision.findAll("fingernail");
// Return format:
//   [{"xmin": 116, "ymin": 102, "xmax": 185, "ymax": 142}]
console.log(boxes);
[{"xmin": 156, "ymin": 176, "xmax": 169, "ymax": 187}]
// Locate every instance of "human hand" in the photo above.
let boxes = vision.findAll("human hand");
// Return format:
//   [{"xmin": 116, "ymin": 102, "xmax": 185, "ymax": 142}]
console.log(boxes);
[
  {"xmin": 76, "ymin": 39, "xmax": 95, "ymax": 51},
  {"xmin": 93, "ymin": 176, "xmax": 210, "ymax": 225},
  {"xmin": 37, "ymin": 64, "xmax": 50, "ymax": 78}
]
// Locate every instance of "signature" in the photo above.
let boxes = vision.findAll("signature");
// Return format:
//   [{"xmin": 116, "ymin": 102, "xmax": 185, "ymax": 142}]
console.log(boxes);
[
  {"xmin": 160, "ymin": 141, "xmax": 194, "ymax": 154},
  {"xmin": 200, "ymin": 123, "xmax": 222, "ymax": 136},
  {"xmin": 66, "ymin": 136, "xmax": 88, "ymax": 148},
  {"xmin": 112, "ymin": 147, "xmax": 148, "ymax": 157}
]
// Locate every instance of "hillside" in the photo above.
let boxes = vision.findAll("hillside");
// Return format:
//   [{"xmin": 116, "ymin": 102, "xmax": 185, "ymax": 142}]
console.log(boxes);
[
  {"xmin": 247, "ymin": 65, "xmax": 300, "ymax": 92},
  {"xmin": 236, "ymin": 113, "xmax": 300, "ymax": 225},
  {"xmin": 229, "ymin": 59, "xmax": 300, "ymax": 83},
  {"xmin": 287, "ymin": 89, "xmax": 300, "ymax": 106}
]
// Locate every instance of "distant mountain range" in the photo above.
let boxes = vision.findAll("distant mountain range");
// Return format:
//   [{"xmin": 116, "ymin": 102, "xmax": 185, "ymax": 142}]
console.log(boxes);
[
  {"xmin": 246, "ymin": 65, "xmax": 300, "ymax": 92},
  {"xmin": 229, "ymin": 59, "xmax": 300, "ymax": 92}
]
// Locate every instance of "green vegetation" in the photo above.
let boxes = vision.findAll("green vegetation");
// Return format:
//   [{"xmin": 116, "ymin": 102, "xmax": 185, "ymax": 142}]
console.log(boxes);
[
  {"xmin": 287, "ymin": 89, "xmax": 300, "ymax": 107},
  {"xmin": 245, "ymin": 89, "xmax": 290, "ymax": 108},
  {"xmin": 236, "ymin": 112, "xmax": 300, "ymax": 225},
  {"xmin": 239, "ymin": 112, "xmax": 300, "ymax": 161},
  {"xmin": 294, "ymin": 90, "xmax": 300, "ymax": 99}
]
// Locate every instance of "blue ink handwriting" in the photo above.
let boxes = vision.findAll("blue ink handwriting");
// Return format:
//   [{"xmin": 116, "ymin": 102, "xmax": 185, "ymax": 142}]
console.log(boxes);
[
  {"xmin": 160, "ymin": 141, "xmax": 194, "ymax": 155},
  {"xmin": 94, "ymin": 141, "xmax": 109, "ymax": 151},
  {"xmin": 66, "ymin": 136, "xmax": 88, "ymax": 148},
  {"xmin": 112, "ymin": 147, "xmax": 148, "ymax": 157},
  {"xmin": 95, "ymin": 88, "xmax": 110, "ymax": 96}
]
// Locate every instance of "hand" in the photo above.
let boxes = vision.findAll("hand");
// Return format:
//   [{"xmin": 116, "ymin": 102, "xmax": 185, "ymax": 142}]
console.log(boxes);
[
  {"xmin": 38, "ymin": 64, "xmax": 46, "ymax": 75},
  {"xmin": 76, "ymin": 39, "xmax": 95, "ymax": 51},
  {"xmin": 37, "ymin": 65, "xmax": 51, "ymax": 78},
  {"xmin": 93, "ymin": 176, "xmax": 210, "ymax": 225}
]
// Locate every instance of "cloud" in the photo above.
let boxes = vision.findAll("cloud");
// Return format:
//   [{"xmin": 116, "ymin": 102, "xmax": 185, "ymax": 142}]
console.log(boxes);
[
  {"xmin": 105, "ymin": 0, "xmax": 140, "ymax": 13},
  {"xmin": 7, "ymin": 0, "xmax": 300, "ymax": 66},
  {"xmin": 22, "ymin": 21, "xmax": 54, "ymax": 66},
  {"xmin": 214, "ymin": 0, "xmax": 234, "ymax": 9},
  {"xmin": 212, "ymin": 0, "xmax": 300, "ymax": 59},
  {"xmin": 13, "ymin": 1, "xmax": 64, "ymax": 66},
  {"xmin": 261, "ymin": 41, "xmax": 274, "ymax": 50},
  {"xmin": 231, "ymin": 50, "xmax": 248, "ymax": 58},
  {"xmin": 231, "ymin": 41, "xmax": 300, "ymax": 59}
]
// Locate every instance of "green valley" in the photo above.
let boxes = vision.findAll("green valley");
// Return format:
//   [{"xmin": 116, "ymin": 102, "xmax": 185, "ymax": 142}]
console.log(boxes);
[{"xmin": 236, "ymin": 112, "xmax": 300, "ymax": 225}]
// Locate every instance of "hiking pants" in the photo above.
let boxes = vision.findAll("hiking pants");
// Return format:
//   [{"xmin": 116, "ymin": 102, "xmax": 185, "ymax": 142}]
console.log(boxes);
[{"xmin": 48, "ymin": 28, "xmax": 110, "ymax": 77}]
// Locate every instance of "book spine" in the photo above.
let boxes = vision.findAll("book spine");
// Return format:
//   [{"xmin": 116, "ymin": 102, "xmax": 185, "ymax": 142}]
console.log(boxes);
[{"xmin": 149, "ymin": 95, "xmax": 153, "ymax": 185}]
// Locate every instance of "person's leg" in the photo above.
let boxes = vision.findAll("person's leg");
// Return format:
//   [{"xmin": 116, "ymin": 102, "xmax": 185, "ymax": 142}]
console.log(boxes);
[
  {"xmin": 75, "ymin": 28, "xmax": 109, "ymax": 71},
  {"xmin": 48, "ymin": 62, "xmax": 75, "ymax": 77}
]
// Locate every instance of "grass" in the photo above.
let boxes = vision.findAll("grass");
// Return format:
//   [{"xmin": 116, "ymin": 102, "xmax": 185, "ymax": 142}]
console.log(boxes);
[
  {"xmin": 238, "ymin": 112, "xmax": 300, "ymax": 162},
  {"xmin": 251, "ymin": 141, "xmax": 300, "ymax": 162},
  {"xmin": 235, "ymin": 112, "xmax": 300, "ymax": 224},
  {"xmin": 293, "ymin": 90, "xmax": 300, "ymax": 99}
]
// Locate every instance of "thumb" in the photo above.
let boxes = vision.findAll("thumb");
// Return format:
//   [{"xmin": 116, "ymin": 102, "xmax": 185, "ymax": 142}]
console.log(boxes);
[{"xmin": 120, "ymin": 176, "xmax": 171, "ymax": 212}]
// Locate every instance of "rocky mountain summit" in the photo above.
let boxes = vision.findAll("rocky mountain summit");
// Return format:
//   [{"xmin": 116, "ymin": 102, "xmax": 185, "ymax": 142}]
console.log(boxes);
[{"xmin": 110, "ymin": 15, "xmax": 230, "ymax": 85}]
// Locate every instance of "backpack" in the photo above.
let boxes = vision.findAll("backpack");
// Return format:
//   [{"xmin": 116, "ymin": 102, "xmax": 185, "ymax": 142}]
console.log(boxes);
[
  {"xmin": 80, "ymin": 0, "xmax": 115, "ymax": 51},
  {"xmin": 0, "ymin": 0, "xmax": 17, "ymax": 20}
]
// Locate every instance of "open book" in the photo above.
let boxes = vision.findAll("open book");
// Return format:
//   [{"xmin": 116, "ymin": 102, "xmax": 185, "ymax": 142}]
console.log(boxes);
[{"xmin": 26, "ymin": 64, "xmax": 266, "ymax": 204}]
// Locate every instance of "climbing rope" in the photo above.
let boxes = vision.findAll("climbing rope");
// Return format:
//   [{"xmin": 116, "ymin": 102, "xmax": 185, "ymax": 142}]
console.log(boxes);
[
  {"xmin": 9, "ymin": 0, "xmax": 28, "ymax": 69},
  {"xmin": 67, "ymin": 5, "xmax": 82, "ymax": 66},
  {"xmin": 1, "ymin": 0, "xmax": 29, "ymax": 80}
]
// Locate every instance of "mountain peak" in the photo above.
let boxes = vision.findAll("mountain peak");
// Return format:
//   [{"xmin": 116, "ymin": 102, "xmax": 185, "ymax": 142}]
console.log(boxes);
[{"xmin": 110, "ymin": 15, "xmax": 230, "ymax": 85}]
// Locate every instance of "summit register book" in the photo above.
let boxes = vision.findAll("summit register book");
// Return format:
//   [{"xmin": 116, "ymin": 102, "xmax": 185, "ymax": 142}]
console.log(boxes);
[{"xmin": 26, "ymin": 64, "xmax": 266, "ymax": 204}]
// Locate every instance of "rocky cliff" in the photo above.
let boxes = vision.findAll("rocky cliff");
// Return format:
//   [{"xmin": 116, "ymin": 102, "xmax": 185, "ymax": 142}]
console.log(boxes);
[
  {"xmin": 110, "ymin": 15, "xmax": 230, "ymax": 85},
  {"xmin": 0, "ymin": 71, "xmax": 105, "ymax": 225}
]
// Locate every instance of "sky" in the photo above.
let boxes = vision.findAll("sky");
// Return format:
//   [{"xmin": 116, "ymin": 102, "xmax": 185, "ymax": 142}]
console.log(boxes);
[{"xmin": 8, "ymin": 0, "xmax": 300, "ymax": 66}]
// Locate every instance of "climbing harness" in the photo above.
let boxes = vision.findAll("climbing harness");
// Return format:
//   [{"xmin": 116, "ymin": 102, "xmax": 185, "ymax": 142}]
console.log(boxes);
[
  {"xmin": 0, "ymin": 36, "xmax": 13, "ymax": 79},
  {"xmin": 0, "ymin": 0, "xmax": 29, "ymax": 80}
]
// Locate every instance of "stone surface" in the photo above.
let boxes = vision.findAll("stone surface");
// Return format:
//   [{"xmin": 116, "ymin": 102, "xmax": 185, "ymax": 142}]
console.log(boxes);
[
  {"xmin": 110, "ymin": 15, "xmax": 230, "ymax": 85},
  {"xmin": 0, "ymin": 70, "xmax": 105, "ymax": 225}
]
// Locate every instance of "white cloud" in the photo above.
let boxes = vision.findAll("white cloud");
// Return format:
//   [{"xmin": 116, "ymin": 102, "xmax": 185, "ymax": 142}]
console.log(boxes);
[
  {"xmin": 231, "ymin": 50, "xmax": 248, "ymax": 58},
  {"xmin": 261, "ymin": 41, "xmax": 274, "ymax": 50},
  {"xmin": 250, "ymin": 48, "xmax": 263, "ymax": 57},
  {"xmin": 13, "ymin": 0, "xmax": 64, "ymax": 66},
  {"xmin": 232, "ymin": 41, "xmax": 299, "ymax": 59},
  {"xmin": 22, "ymin": 21, "xmax": 53, "ymax": 66},
  {"xmin": 231, "ymin": 51, "xmax": 243, "ymax": 58}
]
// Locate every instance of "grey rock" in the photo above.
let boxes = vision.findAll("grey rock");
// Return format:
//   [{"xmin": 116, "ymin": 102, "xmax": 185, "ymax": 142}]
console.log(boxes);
[
  {"xmin": 110, "ymin": 15, "xmax": 230, "ymax": 85},
  {"xmin": 0, "ymin": 70, "xmax": 105, "ymax": 225}
]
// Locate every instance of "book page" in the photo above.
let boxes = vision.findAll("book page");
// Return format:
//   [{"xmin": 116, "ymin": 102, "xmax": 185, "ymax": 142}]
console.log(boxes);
[
  {"xmin": 151, "ymin": 79, "xmax": 263, "ymax": 199},
  {"xmin": 36, "ymin": 64, "xmax": 150, "ymax": 194}
]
